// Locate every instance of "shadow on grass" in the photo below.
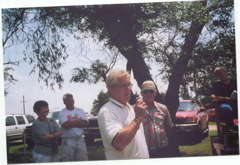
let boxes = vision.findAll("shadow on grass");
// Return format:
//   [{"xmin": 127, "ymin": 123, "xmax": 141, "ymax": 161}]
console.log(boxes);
[
  {"xmin": 8, "ymin": 146, "xmax": 33, "ymax": 163},
  {"xmin": 7, "ymin": 141, "xmax": 106, "ymax": 163},
  {"xmin": 179, "ymin": 130, "xmax": 218, "ymax": 157}
]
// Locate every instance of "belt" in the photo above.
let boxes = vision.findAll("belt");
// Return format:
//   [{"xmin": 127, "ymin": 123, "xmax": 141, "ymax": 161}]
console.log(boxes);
[{"xmin": 62, "ymin": 136, "xmax": 83, "ymax": 139}]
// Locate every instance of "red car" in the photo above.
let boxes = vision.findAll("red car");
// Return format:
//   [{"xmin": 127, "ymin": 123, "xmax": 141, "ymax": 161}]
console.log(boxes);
[
  {"xmin": 207, "ymin": 108, "xmax": 216, "ymax": 122},
  {"xmin": 175, "ymin": 100, "xmax": 209, "ymax": 145}
]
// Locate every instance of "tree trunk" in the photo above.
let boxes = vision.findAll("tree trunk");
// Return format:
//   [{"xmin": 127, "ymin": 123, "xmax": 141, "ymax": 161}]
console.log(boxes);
[
  {"xmin": 165, "ymin": 0, "xmax": 207, "ymax": 122},
  {"xmin": 99, "ymin": 5, "xmax": 163, "ymax": 103},
  {"xmin": 164, "ymin": 0, "xmax": 207, "ymax": 157}
]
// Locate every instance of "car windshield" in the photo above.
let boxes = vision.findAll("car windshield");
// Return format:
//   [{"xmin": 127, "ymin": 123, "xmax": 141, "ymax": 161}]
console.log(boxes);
[
  {"xmin": 48, "ymin": 111, "xmax": 59, "ymax": 120},
  {"xmin": 177, "ymin": 102, "xmax": 195, "ymax": 111}
]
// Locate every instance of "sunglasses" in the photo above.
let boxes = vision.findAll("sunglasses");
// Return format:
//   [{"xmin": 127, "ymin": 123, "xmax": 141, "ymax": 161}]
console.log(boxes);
[{"xmin": 143, "ymin": 90, "xmax": 155, "ymax": 94}]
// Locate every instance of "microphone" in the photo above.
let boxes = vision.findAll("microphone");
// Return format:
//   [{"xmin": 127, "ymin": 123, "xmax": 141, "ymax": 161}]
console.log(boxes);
[{"xmin": 135, "ymin": 97, "xmax": 150, "ymax": 116}]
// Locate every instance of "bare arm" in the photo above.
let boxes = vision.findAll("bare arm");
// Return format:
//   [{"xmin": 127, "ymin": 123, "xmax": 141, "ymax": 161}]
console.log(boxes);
[
  {"xmin": 210, "ymin": 94, "xmax": 230, "ymax": 101},
  {"xmin": 42, "ymin": 130, "xmax": 62, "ymax": 141},
  {"xmin": 61, "ymin": 118, "xmax": 89, "ymax": 129},
  {"xmin": 112, "ymin": 100, "xmax": 147, "ymax": 151}
]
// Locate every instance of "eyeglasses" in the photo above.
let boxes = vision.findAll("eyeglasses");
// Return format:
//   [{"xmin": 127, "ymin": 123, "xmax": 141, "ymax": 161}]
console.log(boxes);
[
  {"xmin": 143, "ymin": 90, "xmax": 155, "ymax": 94},
  {"xmin": 113, "ymin": 83, "xmax": 133, "ymax": 88}
]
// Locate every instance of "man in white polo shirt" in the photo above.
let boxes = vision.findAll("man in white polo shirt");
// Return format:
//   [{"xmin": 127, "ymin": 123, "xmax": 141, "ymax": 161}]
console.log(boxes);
[{"xmin": 98, "ymin": 69, "xmax": 149, "ymax": 160}]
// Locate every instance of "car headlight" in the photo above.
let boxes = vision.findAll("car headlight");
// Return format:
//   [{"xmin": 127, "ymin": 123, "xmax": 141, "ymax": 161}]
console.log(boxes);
[{"xmin": 185, "ymin": 118, "xmax": 197, "ymax": 124}]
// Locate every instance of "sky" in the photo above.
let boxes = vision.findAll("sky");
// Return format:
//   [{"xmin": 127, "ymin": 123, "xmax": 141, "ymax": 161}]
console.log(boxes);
[
  {"xmin": 3, "ymin": 36, "xmax": 122, "ymax": 117},
  {"xmin": 1, "ymin": 0, "xmax": 240, "ymax": 165}
]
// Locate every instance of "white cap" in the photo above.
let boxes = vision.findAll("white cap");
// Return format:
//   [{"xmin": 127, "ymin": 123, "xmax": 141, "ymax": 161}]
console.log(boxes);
[
  {"xmin": 141, "ymin": 80, "xmax": 156, "ymax": 91},
  {"xmin": 62, "ymin": 93, "xmax": 73, "ymax": 100}
]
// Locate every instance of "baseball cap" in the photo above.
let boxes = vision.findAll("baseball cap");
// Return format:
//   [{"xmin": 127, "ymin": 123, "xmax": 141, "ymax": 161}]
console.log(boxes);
[
  {"xmin": 62, "ymin": 93, "xmax": 73, "ymax": 100},
  {"xmin": 141, "ymin": 80, "xmax": 156, "ymax": 91},
  {"xmin": 214, "ymin": 67, "xmax": 226, "ymax": 74}
]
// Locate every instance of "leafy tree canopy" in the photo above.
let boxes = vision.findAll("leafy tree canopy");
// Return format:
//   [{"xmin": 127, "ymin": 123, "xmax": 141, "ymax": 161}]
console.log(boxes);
[{"xmin": 2, "ymin": 0, "xmax": 236, "ymax": 109}]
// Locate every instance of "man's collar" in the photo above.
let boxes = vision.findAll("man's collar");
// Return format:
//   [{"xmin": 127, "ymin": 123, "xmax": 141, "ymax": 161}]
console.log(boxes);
[
  {"xmin": 109, "ymin": 98, "xmax": 130, "ymax": 109},
  {"xmin": 153, "ymin": 101, "xmax": 158, "ymax": 107},
  {"xmin": 147, "ymin": 101, "xmax": 157, "ymax": 110}
]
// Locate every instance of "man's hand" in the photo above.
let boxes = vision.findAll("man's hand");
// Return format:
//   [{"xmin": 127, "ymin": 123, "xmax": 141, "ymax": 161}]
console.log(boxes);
[
  {"xmin": 112, "ymin": 100, "xmax": 148, "ymax": 151},
  {"xmin": 134, "ymin": 99, "xmax": 148, "ymax": 121}
]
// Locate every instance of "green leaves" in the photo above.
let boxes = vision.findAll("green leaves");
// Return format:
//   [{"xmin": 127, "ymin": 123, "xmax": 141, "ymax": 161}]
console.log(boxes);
[
  {"xmin": 91, "ymin": 90, "xmax": 110, "ymax": 114},
  {"xmin": 70, "ymin": 60, "xmax": 108, "ymax": 84},
  {"xmin": 2, "ymin": 0, "xmax": 236, "ymax": 103}
]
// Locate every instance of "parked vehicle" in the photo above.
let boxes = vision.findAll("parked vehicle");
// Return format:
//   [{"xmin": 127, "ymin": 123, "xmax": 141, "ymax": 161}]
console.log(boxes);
[
  {"xmin": 24, "ymin": 125, "xmax": 34, "ymax": 148},
  {"xmin": 6, "ymin": 114, "xmax": 35, "ymax": 137},
  {"xmin": 83, "ymin": 116, "xmax": 101, "ymax": 145},
  {"xmin": 47, "ymin": 110, "xmax": 60, "ymax": 125},
  {"xmin": 207, "ymin": 108, "xmax": 216, "ymax": 122},
  {"xmin": 6, "ymin": 114, "xmax": 35, "ymax": 147},
  {"xmin": 175, "ymin": 100, "xmax": 209, "ymax": 145}
]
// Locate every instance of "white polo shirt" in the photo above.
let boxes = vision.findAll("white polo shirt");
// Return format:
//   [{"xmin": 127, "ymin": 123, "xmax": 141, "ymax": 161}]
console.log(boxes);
[{"xmin": 98, "ymin": 98, "xmax": 149, "ymax": 160}]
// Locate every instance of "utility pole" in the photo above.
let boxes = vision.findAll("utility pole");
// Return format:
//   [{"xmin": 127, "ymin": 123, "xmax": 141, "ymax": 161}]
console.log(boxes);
[{"xmin": 21, "ymin": 95, "xmax": 27, "ymax": 114}]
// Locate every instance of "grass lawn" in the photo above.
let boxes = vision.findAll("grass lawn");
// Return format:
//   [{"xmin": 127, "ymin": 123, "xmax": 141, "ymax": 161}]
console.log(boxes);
[
  {"xmin": 209, "ymin": 122, "xmax": 215, "ymax": 125},
  {"xmin": 7, "ymin": 130, "xmax": 220, "ymax": 163},
  {"xmin": 179, "ymin": 130, "xmax": 218, "ymax": 156}
]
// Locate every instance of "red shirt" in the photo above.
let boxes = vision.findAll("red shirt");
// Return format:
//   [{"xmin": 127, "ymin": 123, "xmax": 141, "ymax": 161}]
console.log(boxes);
[{"xmin": 142, "ymin": 102, "xmax": 173, "ymax": 149}]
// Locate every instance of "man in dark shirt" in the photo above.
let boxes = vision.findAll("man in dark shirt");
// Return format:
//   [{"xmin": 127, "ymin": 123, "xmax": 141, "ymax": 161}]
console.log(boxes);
[{"xmin": 210, "ymin": 67, "xmax": 237, "ymax": 131}]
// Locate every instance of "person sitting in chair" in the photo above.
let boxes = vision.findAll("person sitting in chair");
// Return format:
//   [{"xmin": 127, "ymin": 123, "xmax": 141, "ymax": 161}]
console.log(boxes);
[{"xmin": 210, "ymin": 66, "xmax": 237, "ymax": 132}]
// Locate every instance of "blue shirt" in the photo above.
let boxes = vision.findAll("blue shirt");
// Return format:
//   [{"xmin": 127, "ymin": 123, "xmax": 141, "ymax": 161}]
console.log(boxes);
[{"xmin": 32, "ymin": 119, "xmax": 61, "ymax": 155}]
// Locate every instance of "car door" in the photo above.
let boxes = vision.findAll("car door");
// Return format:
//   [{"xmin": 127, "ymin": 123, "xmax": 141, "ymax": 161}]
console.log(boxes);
[
  {"xmin": 15, "ymin": 115, "xmax": 28, "ymax": 134},
  {"xmin": 6, "ymin": 116, "xmax": 22, "ymax": 135}
]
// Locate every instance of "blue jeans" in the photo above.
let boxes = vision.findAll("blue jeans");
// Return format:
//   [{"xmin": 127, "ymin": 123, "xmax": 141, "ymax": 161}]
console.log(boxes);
[
  {"xmin": 61, "ymin": 137, "xmax": 88, "ymax": 161},
  {"xmin": 218, "ymin": 103, "xmax": 234, "ymax": 129},
  {"xmin": 33, "ymin": 150, "xmax": 59, "ymax": 163}
]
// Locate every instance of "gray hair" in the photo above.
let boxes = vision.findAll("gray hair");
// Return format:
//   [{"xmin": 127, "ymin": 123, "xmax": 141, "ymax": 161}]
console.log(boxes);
[{"xmin": 106, "ymin": 69, "xmax": 130, "ymax": 87}]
